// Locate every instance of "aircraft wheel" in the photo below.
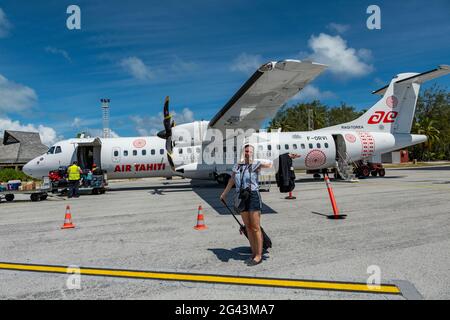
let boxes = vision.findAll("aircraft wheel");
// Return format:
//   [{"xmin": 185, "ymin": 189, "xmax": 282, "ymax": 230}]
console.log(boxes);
[
  {"xmin": 40, "ymin": 194, "xmax": 48, "ymax": 201},
  {"xmin": 5, "ymin": 194, "xmax": 15, "ymax": 202},
  {"xmin": 371, "ymin": 171, "xmax": 378, "ymax": 177},
  {"xmin": 361, "ymin": 166, "xmax": 370, "ymax": 178},
  {"xmin": 378, "ymin": 169, "xmax": 386, "ymax": 177},
  {"xmin": 30, "ymin": 194, "xmax": 41, "ymax": 202}
]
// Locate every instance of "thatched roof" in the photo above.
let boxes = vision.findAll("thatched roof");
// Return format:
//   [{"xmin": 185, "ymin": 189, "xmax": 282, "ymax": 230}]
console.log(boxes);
[{"xmin": 0, "ymin": 130, "xmax": 48, "ymax": 165}]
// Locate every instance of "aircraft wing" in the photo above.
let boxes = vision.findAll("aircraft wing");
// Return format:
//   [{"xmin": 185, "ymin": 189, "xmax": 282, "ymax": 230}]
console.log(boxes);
[{"xmin": 208, "ymin": 60, "xmax": 327, "ymax": 134}]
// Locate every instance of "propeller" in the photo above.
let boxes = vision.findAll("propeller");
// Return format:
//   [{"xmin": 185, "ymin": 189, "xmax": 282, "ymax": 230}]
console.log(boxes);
[{"xmin": 158, "ymin": 96, "xmax": 176, "ymax": 171}]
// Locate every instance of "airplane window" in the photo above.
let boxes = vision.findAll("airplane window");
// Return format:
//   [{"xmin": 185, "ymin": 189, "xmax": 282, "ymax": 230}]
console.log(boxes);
[
  {"xmin": 142, "ymin": 150, "xmax": 147, "ymax": 156},
  {"xmin": 114, "ymin": 151, "xmax": 119, "ymax": 157},
  {"xmin": 277, "ymin": 144, "xmax": 281, "ymax": 150},
  {"xmin": 317, "ymin": 143, "xmax": 321, "ymax": 148},
  {"xmin": 268, "ymin": 145, "xmax": 272, "ymax": 151},
  {"xmin": 233, "ymin": 146, "xmax": 237, "ymax": 152},
  {"xmin": 223, "ymin": 146, "xmax": 227, "ymax": 152},
  {"xmin": 47, "ymin": 147, "xmax": 55, "ymax": 154},
  {"xmin": 293, "ymin": 144, "xmax": 297, "ymax": 149},
  {"xmin": 124, "ymin": 150, "xmax": 128, "ymax": 156},
  {"xmin": 285, "ymin": 144, "xmax": 289, "ymax": 150},
  {"xmin": 178, "ymin": 148, "xmax": 183, "ymax": 154},
  {"xmin": 325, "ymin": 143, "xmax": 329, "ymax": 148},
  {"xmin": 133, "ymin": 150, "xmax": 137, "ymax": 156},
  {"xmin": 309, "ymin": 143, "xmax": 313, "ymax": 149},
  {"xmin": 151, "ymin": 149, "xmax": 155, "ymax": 155},
  {"xmin": 160, "ymin": 149, "xmax": 164, "ymax": 155},
  {"xmin": 187, "ymin": 148, "xmax": 192, "ymax": 154},
  {"xmin": 55, "ymin": 146, "xmax": 62, "ymax": 154},
  {"xmin": 301, "ymin": 144, "xmax": 305, "ymax": 149}
]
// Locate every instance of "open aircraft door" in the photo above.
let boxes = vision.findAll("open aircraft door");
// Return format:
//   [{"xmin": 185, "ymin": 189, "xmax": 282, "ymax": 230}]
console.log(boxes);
[{"xmin": 72, "ymin": 137, "xmax": 102, "ymax": 170}]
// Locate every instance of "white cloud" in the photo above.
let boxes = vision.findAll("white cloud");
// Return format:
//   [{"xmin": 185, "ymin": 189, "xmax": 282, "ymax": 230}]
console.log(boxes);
[
  {"xmin": 231, "ymin": 53, "xmax": 264, "ymax": 74},
  {"xmin": 0, "ymin": 8, "xmax": 12, "ymax": 38},
  {"xmin": 291, "ymin": 85, "xmax": 335, "ymax": 101},
  {"xmin": 71, "ymin": 117, "xmax": 82, "ymax": 128},
  {"xmin": 308, "ymin": 33, "xmax": 373, "ymax": 77},
  {"xmin": 45, "ymin": 46, "xmax": 72, "ymax": 62},
  {"xmin": 0, "ymin": 74, "xmax": 38, "ymax": 114},
  {"xmin": 0, "ymin": 117, "xmax": 59, "ymax": 146},
  {"xmin": 131, "ymin": 107, "xmax": 195, "ymax": 136},
  {"xmin": 120, "ymin": 56, "xmax": 154, "ymax": 80},
  {"xmin": 171, "ymin": 56, "xmax": 197, "ymax": 73},
  {"xmin": 326, "ymin": 23, "xmax": 350, "ymax": 34}
]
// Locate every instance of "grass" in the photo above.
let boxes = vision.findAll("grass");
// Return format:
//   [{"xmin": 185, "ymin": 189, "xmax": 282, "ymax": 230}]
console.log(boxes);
[{"xmin": 0, "ymin": 168, "xmax": 34, "ymax": 183}]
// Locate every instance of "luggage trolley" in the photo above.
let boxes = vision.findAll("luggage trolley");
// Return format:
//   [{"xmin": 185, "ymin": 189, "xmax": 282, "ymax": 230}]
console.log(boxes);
[{"xmin": 0, "ymin": 177, "xmax": 51, "ymax": 203}]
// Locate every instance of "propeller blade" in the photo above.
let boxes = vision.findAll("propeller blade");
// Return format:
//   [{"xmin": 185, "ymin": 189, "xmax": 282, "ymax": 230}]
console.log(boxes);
[{"xmin": 161, "ymin": 96, "xmax": 175, "ymax": 171}]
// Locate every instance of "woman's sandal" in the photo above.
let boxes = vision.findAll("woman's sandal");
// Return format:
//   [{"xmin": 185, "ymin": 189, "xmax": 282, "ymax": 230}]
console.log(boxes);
[{"xmin": 246, "ymin": 258, "xmax": 262, "ymax": 266}]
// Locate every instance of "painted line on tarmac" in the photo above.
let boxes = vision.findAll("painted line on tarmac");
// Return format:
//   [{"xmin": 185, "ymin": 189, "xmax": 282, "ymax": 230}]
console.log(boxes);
[{"xmin": 0, "ymin": 262, "xmax": 401, "ymax": 296}]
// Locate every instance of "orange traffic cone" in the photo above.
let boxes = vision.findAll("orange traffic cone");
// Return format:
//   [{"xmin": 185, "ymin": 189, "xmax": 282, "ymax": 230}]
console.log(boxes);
[
  {"xmin": 324, "ymin": 174, "xmax": 347, "ymax": 220},
  {"xmin": 285, "ymin": 191, "xmax": 296, "ymax": 200},
  {"xmin": 61, "ymin": 205, "xmax": 75, "ymax": 229},
  {"xmin": 194, "ymin": 205, "xmax": 207, "ymax": 230}
]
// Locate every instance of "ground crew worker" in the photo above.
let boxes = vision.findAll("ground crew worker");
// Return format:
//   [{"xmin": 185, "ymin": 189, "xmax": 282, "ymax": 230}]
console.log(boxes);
[
  {"xmin": 92, "ymin": 163, "xmax": 102, "ymax": 175},
  {"xmin": 67, "ymin": 161, "xmax": 82, "ymax": 198}
]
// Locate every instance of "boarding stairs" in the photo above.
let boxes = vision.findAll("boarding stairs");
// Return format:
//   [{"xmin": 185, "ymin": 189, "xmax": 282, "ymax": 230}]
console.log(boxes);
[{"xmin": 336, "ymin": 151, "xmax": 359, "ymax": 182}]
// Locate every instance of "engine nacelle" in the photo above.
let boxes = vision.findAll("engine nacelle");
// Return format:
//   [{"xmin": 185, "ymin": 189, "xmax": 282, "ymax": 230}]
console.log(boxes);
[
  {"xmin": 175, "ymin": 162, "xmax": 215, "ymax": 180},
  {"xmin": 171, "ymin": 121, "xmax": 210, "ymax": 148}
]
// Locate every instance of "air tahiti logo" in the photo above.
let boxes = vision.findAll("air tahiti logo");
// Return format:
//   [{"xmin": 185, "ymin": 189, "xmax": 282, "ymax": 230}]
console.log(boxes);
[
  {"xmin": 133, "ymin": 139, "xmax": 146, "ymax": 148},
  {"xmin": 368, "ymin": 111, "xmax": 398, "ymax": 124},
  {"xmin": 386, "ymin": 95, "xmax": 398, "ymax": 108},
  {"xmin": 345, "ymin": 134, "xmax": 356, "ymax": 143}
]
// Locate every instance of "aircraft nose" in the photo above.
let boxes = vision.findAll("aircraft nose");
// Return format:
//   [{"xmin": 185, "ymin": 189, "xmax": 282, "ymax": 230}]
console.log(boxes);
[{"xmin": 23, "ymin": 161, "xmax": 35, "ymax": 178}]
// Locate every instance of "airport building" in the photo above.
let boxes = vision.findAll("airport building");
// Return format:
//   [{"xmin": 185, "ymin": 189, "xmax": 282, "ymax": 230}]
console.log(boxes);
[{"xmin": 0, "ymin": 130, "xmax": 48, "ymax": 170}]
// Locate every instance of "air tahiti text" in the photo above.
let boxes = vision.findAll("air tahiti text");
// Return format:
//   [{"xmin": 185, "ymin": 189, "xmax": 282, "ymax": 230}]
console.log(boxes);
[{"xmin": 114, "ymin": 163, "xmax": 166, "ymax": 172}]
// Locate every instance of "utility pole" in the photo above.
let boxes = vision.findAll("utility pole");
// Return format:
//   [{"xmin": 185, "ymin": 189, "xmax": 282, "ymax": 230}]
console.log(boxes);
[
  {"xmin": 307, "ymin": 107, "xmax": 314, "ymax": 131},
  {"xmin": 101, "ymin": 98, "xmax": 110, "ymax": 138}
]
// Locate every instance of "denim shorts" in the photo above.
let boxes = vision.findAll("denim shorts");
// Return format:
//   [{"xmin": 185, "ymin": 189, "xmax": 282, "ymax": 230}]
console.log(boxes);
[{"xmin": 237, "ymin": 191, "xmax": 262, "ymax": 212}]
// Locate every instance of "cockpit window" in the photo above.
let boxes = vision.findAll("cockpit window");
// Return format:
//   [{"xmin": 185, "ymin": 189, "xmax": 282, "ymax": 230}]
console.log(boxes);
[
  {"xmin": 55, "ymin": 146, "xmax": 62, "ymax": 154},
  {"xmin": 47, "ymin": 146, "xmax": 55, "ymax": 154}
]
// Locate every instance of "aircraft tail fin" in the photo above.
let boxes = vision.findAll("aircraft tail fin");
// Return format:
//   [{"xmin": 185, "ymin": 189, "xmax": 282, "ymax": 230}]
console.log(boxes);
[{"xmin": 333, "ymin": 65, "xmax": 450, "ymax": 133}]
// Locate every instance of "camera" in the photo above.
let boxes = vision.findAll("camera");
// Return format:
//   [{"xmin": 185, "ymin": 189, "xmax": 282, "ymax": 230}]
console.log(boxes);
[{"xmin": 239, "ymin": 187, "xmax": 251, "ymax": 201}]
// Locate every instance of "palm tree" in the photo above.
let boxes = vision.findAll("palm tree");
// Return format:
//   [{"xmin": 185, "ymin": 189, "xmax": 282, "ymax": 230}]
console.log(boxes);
[
  {"xmin": 414, "ymin": 118, "xmax": 440, "ymax": 151},
  {"xmin": 268, "ymin": 119, "xmax": 294, "ymax": 132}
]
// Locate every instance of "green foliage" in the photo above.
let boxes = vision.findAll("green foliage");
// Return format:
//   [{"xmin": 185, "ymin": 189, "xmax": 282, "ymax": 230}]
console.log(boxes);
[
  {"xmin": 267, "ymin": 101, "xmax": 363, "ymax": 132},
  {"xmin": 0, "ymin": 168, "xmax": 32, "ymax": 183},
  {"xmin": 410, "ymin": 85, "xmax": 450, "ymax": 161}
]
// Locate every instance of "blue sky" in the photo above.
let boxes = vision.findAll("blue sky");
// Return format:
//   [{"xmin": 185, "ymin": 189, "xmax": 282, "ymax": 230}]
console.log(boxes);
[{"xmin": 0, "ymin": 0, "xmax": 449, "ymax": 145}]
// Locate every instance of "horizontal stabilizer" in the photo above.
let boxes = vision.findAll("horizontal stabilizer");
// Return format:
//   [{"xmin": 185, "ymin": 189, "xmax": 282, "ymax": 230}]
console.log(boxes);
[{"xmin": 373, "ymin": 65, "xmax": 450, "ymax": 96}]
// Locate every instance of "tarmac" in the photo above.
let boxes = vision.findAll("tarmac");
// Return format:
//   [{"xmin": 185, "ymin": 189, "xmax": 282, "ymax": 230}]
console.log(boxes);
[{"xmin": 0, "ymin": 165, "xmax": 449, "ymax": 300}]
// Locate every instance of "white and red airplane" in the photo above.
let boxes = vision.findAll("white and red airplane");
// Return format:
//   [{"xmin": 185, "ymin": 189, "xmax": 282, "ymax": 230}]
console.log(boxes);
[{"xmin": 23, "ymin": 60, "xmax": 449, "ymax": 183}]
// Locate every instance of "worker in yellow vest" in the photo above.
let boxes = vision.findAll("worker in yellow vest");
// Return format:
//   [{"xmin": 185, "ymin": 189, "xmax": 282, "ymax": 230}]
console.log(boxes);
[{"xmin": 67, "ymin": 161, "xmax": 82, "ymax": 198}]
